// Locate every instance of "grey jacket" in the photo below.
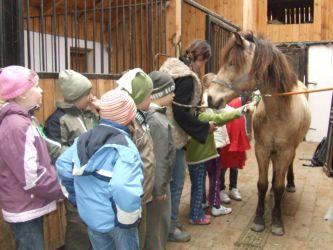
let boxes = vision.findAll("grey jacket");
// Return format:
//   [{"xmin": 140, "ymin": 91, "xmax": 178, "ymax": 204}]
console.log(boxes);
[
  {"xmin": 146, "ymin": 104, "xmax": 176, "ymax": 196},
  {"xmin": 132, "ymin": 111, "xmax": 156, "ymax": 204}
]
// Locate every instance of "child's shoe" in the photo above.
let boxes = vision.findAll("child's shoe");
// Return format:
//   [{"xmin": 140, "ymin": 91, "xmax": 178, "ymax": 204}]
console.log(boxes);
[
  {"xmin": 220, "ymin": 190, "xmax": 231, "ymax": 204},
  {"xmin": 229, "ymin": 188, "xmax": 242, "ymax": 201},
  {"xmin": 189, "ymin": 214, "xmax": 211, "ymax": 225},
  {"xmin": 211, "ymin": 205, "xmax": 232, "ymax": 216}
]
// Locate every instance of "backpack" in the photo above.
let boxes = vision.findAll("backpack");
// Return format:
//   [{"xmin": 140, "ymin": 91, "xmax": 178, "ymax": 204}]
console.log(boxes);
[{"xmin": 311, "ymin": 137, "xmax": 328, "ymax": 166}]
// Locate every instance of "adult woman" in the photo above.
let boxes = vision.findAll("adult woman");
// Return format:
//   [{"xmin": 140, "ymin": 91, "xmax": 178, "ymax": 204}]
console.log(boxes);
[{"xmin": 160, "ymin": 40, "xmax": 214, "ymax": 242}]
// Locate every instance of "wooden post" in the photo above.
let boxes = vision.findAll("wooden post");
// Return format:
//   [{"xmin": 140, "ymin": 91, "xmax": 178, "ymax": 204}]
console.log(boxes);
[{"xmin": 166, "ymin": 0, "xmax": 182, "ymax": 57}]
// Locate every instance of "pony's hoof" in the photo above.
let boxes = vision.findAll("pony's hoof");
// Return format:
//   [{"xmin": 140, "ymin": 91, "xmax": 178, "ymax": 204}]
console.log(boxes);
[
  {"xmin": 271, "ymin": 224, "xmax": 284, "ymax": 236},
  {"xmin": 251, "ymin": 222, "xmax": 265, "ymax": 232},
  {"xmin": 286, "ymin": 185, "xmax": 296, "ymax": 193}
]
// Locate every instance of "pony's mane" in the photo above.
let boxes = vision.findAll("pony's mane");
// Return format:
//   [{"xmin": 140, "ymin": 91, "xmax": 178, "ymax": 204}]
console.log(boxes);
[{"xmin": 221, "ymin": 31, "xmax": 297, "ymax": 95}]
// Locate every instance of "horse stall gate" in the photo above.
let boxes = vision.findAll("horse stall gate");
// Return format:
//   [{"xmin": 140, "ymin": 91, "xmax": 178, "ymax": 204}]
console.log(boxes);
[
  {"xmin": 182, "ymin": 0, "xmax": 240, "ymax": 75},
  {"xmin": 0, "ymin": 0, "xmax": 168, "ymax": 249}
]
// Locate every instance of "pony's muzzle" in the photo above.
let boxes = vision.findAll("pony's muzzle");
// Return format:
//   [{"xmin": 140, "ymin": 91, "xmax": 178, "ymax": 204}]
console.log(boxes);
[{"xmin": 208, "ymin": 95, "xmax": 224, "ymax": 109}]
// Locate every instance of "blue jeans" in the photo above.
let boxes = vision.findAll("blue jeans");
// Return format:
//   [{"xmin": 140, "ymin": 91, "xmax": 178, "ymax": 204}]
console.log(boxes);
[
  {"xmin": 170, "ymin": 148, "xmax": 187, "ymax": 221},
  {"xmin": 88, "ymin": 226, "xmax": 139, "ymax": 250},
  {"xmin": 9, "ymin": 217, "xmax": 44, "ymax": 250},
  {"xmin": 188, "ymin": 163, "xmax": 206, "ymax": 220}
]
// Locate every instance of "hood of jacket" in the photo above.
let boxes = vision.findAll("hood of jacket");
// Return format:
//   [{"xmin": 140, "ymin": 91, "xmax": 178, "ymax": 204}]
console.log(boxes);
[
  {"xmin": 0, "ymin": 102, "xmax": 29, "ymax": 126},
  {"xmin": 76, "ymin": 119, "xmax": 130, "ymax": 171}
]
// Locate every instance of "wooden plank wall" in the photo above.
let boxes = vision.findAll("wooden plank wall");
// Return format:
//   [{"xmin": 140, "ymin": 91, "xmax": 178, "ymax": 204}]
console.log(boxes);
[
  {"xmin": 185, "ymin": 0, "xmax": 333, "ymax": 43},
  {"xmin": 245, "ymin": 0, "xmax": 333, "ymax": 43},
  {"xmin": 182, "ymin": 0, "xmax": 243, "ymax": 51},
  {"xmin": 35, "ymin": 78, "xmax": 117, "ymax": 123},
  {"xmin": 0, "ymin": 77, "xmax": 117, "ymax": 250}
]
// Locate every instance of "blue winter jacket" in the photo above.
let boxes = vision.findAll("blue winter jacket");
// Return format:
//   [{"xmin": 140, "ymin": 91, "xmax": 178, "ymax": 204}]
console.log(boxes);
[{"xmin": 56, "ymin": 119, "xmax": 144, "ymax": 233}]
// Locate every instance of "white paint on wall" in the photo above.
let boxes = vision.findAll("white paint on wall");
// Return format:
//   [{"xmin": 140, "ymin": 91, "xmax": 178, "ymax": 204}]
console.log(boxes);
[
  {"xmin": 306, "ymin": 44, "xmax": 333, "ymax": 142},
  {"xmin": 24, "ymin": 31, "xmax": 109, "ymax": 74}
]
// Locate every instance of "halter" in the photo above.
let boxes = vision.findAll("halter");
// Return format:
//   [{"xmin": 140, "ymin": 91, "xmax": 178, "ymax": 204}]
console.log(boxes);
[{"xmin": 212, "ymin": 74, "xmax": 257, "ymax": 97}]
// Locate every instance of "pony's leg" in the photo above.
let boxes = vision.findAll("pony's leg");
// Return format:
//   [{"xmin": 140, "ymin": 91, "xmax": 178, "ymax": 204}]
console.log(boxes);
[
  {"xmin": 270, "ymin": 150, "xmax": 295, "ymax": 236},
  {"xmin": 251, "ymin": 145, "xmax": 270, "ymax": 232},
  {"xmin": 286, "ymin": 155, "xmax": 296, "ymax": 193}
]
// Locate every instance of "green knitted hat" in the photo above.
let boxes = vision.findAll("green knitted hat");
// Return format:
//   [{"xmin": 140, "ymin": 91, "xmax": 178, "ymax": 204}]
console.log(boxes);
[
  {"xmin": 117, "ymin": 68, "xmax": 153, "ymax": 105},
  {"xmin": 58, "ymin": 70, "xmax": 92, "ymax": 102}
]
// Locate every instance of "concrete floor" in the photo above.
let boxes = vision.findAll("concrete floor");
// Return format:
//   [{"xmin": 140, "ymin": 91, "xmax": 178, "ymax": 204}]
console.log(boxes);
[{"xmin": 167, "ymin": 142, "xmax": 333, "ymax": 250}]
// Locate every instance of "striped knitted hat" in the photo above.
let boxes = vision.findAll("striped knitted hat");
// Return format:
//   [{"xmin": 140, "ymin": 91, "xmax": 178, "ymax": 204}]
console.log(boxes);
[
  {"xmin": 99, "ymin": 89, "xmax": 137, "ymax": 126},
  {"xmin": 148, "ymin": 71, "xmax": 175, "ymax": 100}
]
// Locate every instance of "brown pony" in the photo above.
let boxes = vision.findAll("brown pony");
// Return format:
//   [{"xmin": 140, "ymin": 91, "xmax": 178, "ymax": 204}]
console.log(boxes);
[{"xmin": 206, "ymin": 31, "xmax": 311, "ymax": 236}]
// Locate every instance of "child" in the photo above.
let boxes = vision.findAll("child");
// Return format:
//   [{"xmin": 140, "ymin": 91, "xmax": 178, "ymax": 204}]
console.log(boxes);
[
  {"xmin": 0, "ymin": 66, "xmax": 63, "ymax": 249},
  {"xmin": 185, "ymin": 101, "xmax": 245, "ymax": 224},
  {"xmin": 219, "ymin": 97, "xmax": 252, "ymax": 203},
  {"xmin": 44, "ymin": 69, "xmax": 99, "ymax": 163},
  {"xmin": 145, "ymin": 71, "xmax": 176, "ymax": 250},
  {"xmin": 56, "ymin": 89, "xmax": 143, "ymax": 250},
  {"xmin": 116, "ymin": 68, "xmax": 155, "ymax": 248},
  {"xmin": 44, "ymin": 69, "xmax": 99, "ymax": 249}
]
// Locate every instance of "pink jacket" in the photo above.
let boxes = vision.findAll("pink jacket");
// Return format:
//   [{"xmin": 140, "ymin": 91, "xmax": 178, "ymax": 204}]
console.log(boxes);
[{"xmin": 0, "ymin": 103, "xmax": 63, "ymax": 223}]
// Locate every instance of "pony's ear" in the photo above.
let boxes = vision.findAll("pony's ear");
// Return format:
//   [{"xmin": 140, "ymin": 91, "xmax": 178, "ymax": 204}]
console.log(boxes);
[{"xmin": 233, "ymin": 32, "xmax": 244, "ymax": 47}]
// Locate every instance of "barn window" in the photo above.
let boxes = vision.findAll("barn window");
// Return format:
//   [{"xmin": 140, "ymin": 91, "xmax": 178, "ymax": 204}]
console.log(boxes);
[{"xmin": 267, "ymin": 0, "xmax": 314, "ymax": 24}]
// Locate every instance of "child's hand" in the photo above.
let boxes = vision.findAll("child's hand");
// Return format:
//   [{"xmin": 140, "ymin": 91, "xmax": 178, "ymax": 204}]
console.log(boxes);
[
  {"xmin": 208, "ymin": 121, "xmax": 217, "ymax": 133},
  {"xmin": 88, "ymin": 96, "xmax": 101, "ymax": 113},
  {"xmin": 155, "ymin": 194, "xmax": 167, "ymax": 201}
]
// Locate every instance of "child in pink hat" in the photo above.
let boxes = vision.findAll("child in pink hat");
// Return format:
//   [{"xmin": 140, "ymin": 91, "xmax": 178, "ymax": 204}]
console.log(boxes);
[{"xmin": 0, "ymin": 66, "xmax": 63, "ymax": 249}]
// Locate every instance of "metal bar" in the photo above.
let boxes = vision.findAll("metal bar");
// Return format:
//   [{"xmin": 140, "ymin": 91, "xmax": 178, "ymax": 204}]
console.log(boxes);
[
  {"xmin": 44, "ymin": 15, "xmax": 48, "ymax": 71},
  {"xmin": 51, "ymin": 15, "xmax": 54, "ymax": 72},
  {"xmin": 17, "ymin": 0, "xmax": 24, "ymax": 66},
  {"xmin": 33, "ymin": 17, "xmax": 35, "ymax": 70},
  {"xmin": 75, "ymin": 0, "xmax": 78, "ymax": 71},
  {"xmin": 64, "ymin": 0, "xmax": 68, "ymax": 69},
  {"xmin": 26, "ymin": 0, "xmax": 31, "ymax": 68},
  {"xmin": 129, "ymin": 0, "xmax": 133, "ymax": 68},
  {"xmin": 57, "ymin": 14, "xmax": 60, "ymax": 71},
  {"xmin": 122, "ymin": 0, "xmax": 126, "ymax": 70},
  {"xmin": 0, "ymin": 0, "xmax": 3, "ymax": 66},
  {"xmin": 52, "ymin": 0, "xmax": 57, "ymax": 72},
  {"xmin": 100, "ymin": 0, "xmax": 104, "ymax": 73},
  {"xmin": 133, "ymin": 0, "xmax": 137, "ymax": 66},
  {"xmin": 140, "ymin": 0, "xmax": 143, "ymax": 67},
  {"xmin": 93, "ymin": 0, "xmax": 96, "ymax": 72},
  {"xmin": 108, "ymin": 0, "xmax": 112, "ymax": 73},
  {"xmin": 162, "ymin": 0, "xmax": 166, "ymax": 52},
  {"xmin": 38, "ymin": 16, "xmax": 41, "ymax": 71},
  {"xmin": 146, "ymin": 0, "xmax": 150, "ymax": 71},
  {"xmin": 183, "ymin": 0, "xmax": 240, "ymax": 31},
  {"xmin": 40, "ymin": 0, "xmax": 45, "ymax": 71},
  {"xmin": 115, "ymin": 0, "xmax": 119, "ymax": 72},
  {"xmin": 84, "ymin": 0, "xmax": 88, "ymax": 72},
  {"xmin": 155, "ymin": 0, "xmax": 158, "ymax": 55}
]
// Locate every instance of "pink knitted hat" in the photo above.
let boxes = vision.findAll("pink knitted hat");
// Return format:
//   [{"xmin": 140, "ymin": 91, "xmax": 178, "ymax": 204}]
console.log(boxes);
[
  {"xmin": 99, "ymin": 89, "xmax": 137, "ymax": 126},
  {"xmin": 0, "ymin": 66, "xmax": 39, "ymax": 100}
]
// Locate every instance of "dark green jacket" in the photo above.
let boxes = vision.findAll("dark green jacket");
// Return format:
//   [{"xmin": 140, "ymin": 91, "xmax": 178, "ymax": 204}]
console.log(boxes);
[
  {"xmin": 186, "ymin": 108, "xmax": 242, "ymax": 165},
  {"xmin": 44, "ymin": 101, "xmax": 98, "ymax": 163}
]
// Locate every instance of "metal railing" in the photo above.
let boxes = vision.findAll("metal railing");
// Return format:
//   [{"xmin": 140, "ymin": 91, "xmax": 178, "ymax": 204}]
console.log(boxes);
[
  {"xmin": 206, "ymin": 15, "xmax": 238, "ymax": 74},
  {"xmin": 23, "ymin": 0, "xmax": 167, "ymax": 75}
]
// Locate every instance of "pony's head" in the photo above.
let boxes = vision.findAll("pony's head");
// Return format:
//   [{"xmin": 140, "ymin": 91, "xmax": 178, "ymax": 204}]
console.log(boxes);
[{"xmin": 207, "ymin": 31, "xmax": 297, "ymax": 108}]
